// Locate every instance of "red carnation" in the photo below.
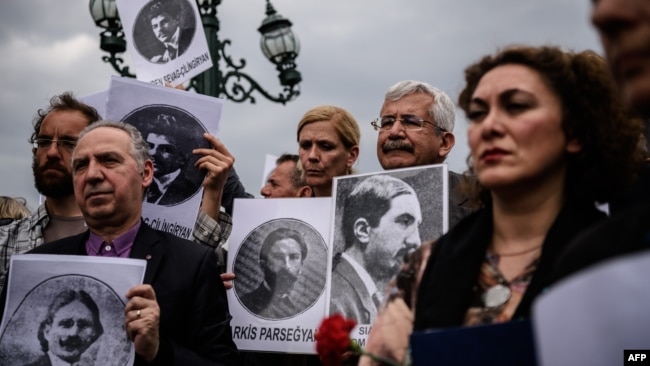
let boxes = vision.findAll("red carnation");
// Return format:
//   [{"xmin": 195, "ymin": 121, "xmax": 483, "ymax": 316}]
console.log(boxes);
[{"xmin": 315, "ymin": 314, "xmax": 357, "ymax": 366}]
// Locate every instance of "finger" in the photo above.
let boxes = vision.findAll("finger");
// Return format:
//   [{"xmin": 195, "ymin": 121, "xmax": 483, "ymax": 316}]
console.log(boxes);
[
  {"xmin": 194, "ymin": 154, "xmax": 232, "ymax": 170},
  {"xmin": 220, "ymin": 272, "xmax": 236, "ymax": 281},
  {"xmin": 126, "ymin": 284, "xmax": 157, "ymax": 301},
  {"xmin": 196, "ymin": 134, "xmax": 233, "ymax": 157}
]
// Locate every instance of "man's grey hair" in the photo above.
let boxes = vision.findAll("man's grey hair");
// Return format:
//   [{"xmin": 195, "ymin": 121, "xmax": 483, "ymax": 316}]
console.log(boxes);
[
  {"xmin": 74, "ymin": 120, "xmax": 151, "ymax": 174},
  {"xmin": 384, "ymin": 80, "xmax": 456, "ymax": 132}
]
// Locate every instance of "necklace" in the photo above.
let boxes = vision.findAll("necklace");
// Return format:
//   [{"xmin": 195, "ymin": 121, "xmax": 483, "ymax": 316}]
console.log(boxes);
[
  {"xmin": 480, "ymin": 252, "xmax": 541, "ymax": 308},
  {"xmin": 493, "ymin": 244, "xmax": 542, "ymax": 257}
]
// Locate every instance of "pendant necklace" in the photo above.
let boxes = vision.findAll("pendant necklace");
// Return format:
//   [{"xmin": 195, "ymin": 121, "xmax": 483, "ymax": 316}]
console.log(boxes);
[{"xmin": 481, "ymin": 245, "xmax": 542, "ymax": 309}]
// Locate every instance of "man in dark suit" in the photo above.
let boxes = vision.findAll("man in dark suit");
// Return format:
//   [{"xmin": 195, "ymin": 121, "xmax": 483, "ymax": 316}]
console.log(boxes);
[
  {"xmin": 374, "ymin": 80, "xmax": 476, "ymax": 230},
  {"xmin": 330, "ymin": 175, "xmax": 422, "ymax": 323},
  {"xmin": 12, "ymin": 120, "xmax": 237, "ymax": 365},
  {"xmin": 147, "ymin": 1, "xmax": 193, "ymax": 63}
]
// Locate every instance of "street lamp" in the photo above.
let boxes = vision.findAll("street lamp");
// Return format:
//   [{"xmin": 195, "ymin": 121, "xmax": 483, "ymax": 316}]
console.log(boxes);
[{"xmin": 89, "ymin": 0, "xmax": 301, "ymax": 104}]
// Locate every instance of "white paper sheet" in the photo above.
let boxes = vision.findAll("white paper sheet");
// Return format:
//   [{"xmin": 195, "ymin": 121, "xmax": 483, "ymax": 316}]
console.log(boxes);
[
  {"xmin": 533, "ymin": 250, "xmax": 650, "ymax": 366},
  {"xmin": 106, "ymin": 76, "xmax": 224, "ymax": 240},
  {"xmin": 115, "ymin": 0, "xmax": 212, "ymax": 85},
  {"xmin": 327, "ymin": 164, "xmax": 448, "ymax": 347},
  {"xmin": 228, "ymin": 197, "xmax": 332, "ymax": 354},
  {"xmin": 0, "ymin": 254, "xmax": 146, "ymax": 366}
]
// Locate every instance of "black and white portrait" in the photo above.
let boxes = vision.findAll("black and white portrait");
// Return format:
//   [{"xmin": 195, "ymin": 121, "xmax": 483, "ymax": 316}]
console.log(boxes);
[
  {"xmin": 132, "ymin": 0, "xmax": 196, "ymax": 64},
  {"xmin": 234, "ymin": 219, "xmax": 328, "ymax": 320},
  {"xmin": 329, "ymin": 166, "xmax": 445, "ymax": 324},
  {"xmin": 123, "ymin": 104, "xmax": 209, "ymax": 206},
  {"xmin": 0, "ymin": 275, "xmax": 131, "ymax": 366}
]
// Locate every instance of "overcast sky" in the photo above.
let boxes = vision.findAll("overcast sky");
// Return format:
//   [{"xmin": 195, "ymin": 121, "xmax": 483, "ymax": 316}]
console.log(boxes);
[{"xmin": 0, "ymin": 0, "xmax": 601, "ymax": 210}]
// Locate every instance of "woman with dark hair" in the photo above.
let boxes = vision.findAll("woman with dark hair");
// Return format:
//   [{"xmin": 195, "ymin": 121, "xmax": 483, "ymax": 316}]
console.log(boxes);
[
  {"xmin": 414, "ymin": 45, "xmax": 643, "ymax": 328},
  {"xmin": 359, "ymin": 45, "xmax": 644, "ymax": 365}
]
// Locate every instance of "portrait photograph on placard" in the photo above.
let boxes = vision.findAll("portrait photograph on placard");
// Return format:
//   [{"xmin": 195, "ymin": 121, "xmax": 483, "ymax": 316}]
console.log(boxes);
[
  {"xmin": 105, "ymin": 76, "xmax": 223, "ymax": 240},
  {"xmin": 123, "ymin": 105, "xmax": 208, "ymax": 206},
  {"xmin": 0, "ymin": 255, "xmax": 146, "ymax": 366},
  {"xmin": 227, "ymin": 197, "xmax": 332, "ymax": 354},
  {"xmin": 115, "ymin": 0, "xmax": 212, "ymax": 85},
  {"xmin": 327, "ymin": 164, "xmax": 448, "ymax": 345}
]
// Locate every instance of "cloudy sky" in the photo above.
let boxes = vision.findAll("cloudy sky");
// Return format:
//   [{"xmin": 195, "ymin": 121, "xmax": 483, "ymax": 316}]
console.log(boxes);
[{"xmin": 0, "ymin": 0, "xmax": 601, "ymax": 210}]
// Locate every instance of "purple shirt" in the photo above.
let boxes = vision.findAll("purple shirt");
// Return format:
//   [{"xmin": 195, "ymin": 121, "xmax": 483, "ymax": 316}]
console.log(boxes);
[{"xmin": 85, "ymin": 221, "xmax": 141, "ymax": 258}]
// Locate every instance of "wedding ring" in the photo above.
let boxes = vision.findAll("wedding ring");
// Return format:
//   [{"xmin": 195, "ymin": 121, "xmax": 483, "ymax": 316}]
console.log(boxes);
[{"xmin": 136, "ymin": 309, "xmax": 141, "ymax": 318}]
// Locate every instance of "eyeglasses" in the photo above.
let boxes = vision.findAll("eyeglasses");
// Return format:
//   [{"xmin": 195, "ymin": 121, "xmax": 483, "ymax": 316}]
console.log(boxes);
[
  {"xmin": 31, "ymin": 138, "xmax": 77, "ymax": 152},
  {"xmin": 371, "ymin": 115, "xmax": 447, "ymax": 132}
]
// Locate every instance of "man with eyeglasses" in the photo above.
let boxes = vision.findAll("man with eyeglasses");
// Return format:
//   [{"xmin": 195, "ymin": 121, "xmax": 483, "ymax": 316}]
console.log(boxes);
[
  {"xmin": 374, "ymin": 80, "xmax": 476, "ymax": 230},
  {"xmin": 0, "ymin": 92, "xmax": 243, "ymax": 293},
  {"xmin": 0, "ymin": 93, "xmax": 101, "ymax": 294}
]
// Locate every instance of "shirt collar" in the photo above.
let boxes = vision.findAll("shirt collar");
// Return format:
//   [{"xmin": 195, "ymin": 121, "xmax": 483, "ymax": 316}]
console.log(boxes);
[{"xmin": 85, "ymin": 220, "xmax": 141, "ymax": 258}]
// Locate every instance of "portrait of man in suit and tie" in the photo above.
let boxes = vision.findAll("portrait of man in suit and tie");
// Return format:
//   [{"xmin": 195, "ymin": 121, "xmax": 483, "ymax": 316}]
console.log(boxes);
[
  {"xmin": 330, "ymin": 174, "xmax": 423, "ymax": 324},
  {"xmin": 133, "ymin": 0, "xmax": 196, "ymax": 64},
  {"xmin": 123, "ymin": 105, "xmax": 209, "ymax": 206}
]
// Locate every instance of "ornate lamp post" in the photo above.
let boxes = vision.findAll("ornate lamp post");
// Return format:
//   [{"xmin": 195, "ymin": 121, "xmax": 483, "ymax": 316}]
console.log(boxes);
[{"xmin": 89, "ymin": 0, "xmax": 301, "ymax": 104}]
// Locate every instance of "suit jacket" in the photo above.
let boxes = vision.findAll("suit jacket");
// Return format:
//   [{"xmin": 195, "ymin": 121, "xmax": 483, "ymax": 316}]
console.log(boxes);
[
  {"xmin": 240, "ymin": 283, "xmax": 271, "ymax": 315},
  {"xmin": 150, "ymin": 28, "xmax": 194, "ymax": 63},
  {"xmin": 329, "ymin": 255, "xmax": 377, "ymax": 324},
  {"xmin": 24, "ymin": 355, "xmax": 51, "ymax": 366},
  {"xmin": 413, "ymin": 200, "xmax": 605, "ymax": 331},
  {"xmin": 148, "ymin": 173, "xmax": 199, "ymax": 206},
  {"xmin": 18, "ymin": 222, "xmax": 237, "ymax": 366}
]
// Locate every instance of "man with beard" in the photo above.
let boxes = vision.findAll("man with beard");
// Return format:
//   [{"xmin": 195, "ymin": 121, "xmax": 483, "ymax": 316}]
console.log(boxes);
[
  {"xmin": 241, "ymin": 228, "xmax": 307, "ymax": 319},
  {"xmin": 29, "ymin": 290, "xmax": 104, "ymax": 366},
  {"xmin": 374, "ymin": 80, "xmax": 476, "ymax": 229},
  {"xmin": 0, "ymin": 93, "xmax": 241, "ymax": 293},
  {"xmin": 0, "ymin": 93, "xmax": 100, "ymax": 292},
  {"xmin": 330, "ymin": 175, "xmax": 422, "ymax": 324}
]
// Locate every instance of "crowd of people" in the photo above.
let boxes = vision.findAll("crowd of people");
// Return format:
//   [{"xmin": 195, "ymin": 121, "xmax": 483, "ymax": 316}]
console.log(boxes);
[{"xmin": 1, "ymin": 0, "xmax": 649, "ymax": 364}]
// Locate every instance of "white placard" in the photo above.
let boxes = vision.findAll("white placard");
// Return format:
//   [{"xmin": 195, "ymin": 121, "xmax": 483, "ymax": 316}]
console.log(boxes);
[
  {"xmin": 115, "ymin": 0, "xmax": 212, "ymax": 85},
  {"xmin": 106, "ymin": 76, "xmax": 224, "ymax": 240},
  {"xmin": 228, "ymin": 197, "xmax": 332, "ymax": 354},
  {"xmin": 0, "ymin": 254, "xmax": 147, "ymax": 366},
  {"xmin": 261, "ymin": 154, "xmax": 279, "ymax": 190},
  {"xmin": 534, "ymin": 250, "xmax": 650, "ymax": 366},
  {"xmin": 327, "ymin": 164, "xmax": 448, "ymax": 347}
]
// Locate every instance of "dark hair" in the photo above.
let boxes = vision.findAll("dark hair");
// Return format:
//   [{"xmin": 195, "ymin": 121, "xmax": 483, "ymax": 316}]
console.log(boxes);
[
  {"xmin": 259, "ymin": 228, "xmax": 308, "ymax": 266},
  {"xmin": 145, "ymin": 113, "xmax": 193, "ymax": 156},
  {"xmin": 30, "ymin": 92, "xmax": 101, "ymax": 145},
  {"xmin": 275, "ymin": 153, "xmax": 307, "ymax": 189},
  {"xmin": 342, "ymin": 175, "xmax": 416, "ymax": 250},
  {"xmin": 37, "ymin": 289, "xmax": 104, "ymax": 353},
  {"xmin": 148, "ymin": 1, "xmax": 181, "ymax": 21},
  {"xmin": 458, "ymin": 45, "xmax": 644, "ymax": 205}
]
